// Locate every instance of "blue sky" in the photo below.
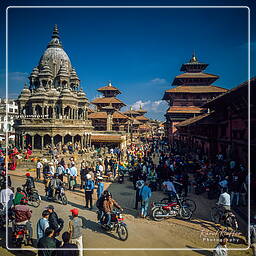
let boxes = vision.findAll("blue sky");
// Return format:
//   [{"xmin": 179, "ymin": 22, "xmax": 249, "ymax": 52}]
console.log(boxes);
[{"xmin": 0, "ymin": 1, "xmax": 255, "ymax": 121}]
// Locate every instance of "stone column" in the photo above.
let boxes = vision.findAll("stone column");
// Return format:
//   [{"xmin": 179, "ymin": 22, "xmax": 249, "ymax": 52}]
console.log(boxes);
[
  {"xmin": 89, "ymin": 134, "xmax": 92, "ymax": 148},
  {"xmin": 71, "ymin": 136, "xmax": 74, "ymax": 145},
  {"xmin": 61, "ymin": 136, "xmax": 64, "ymax": 146},
  {"xmin": 81, "ymin": 135, "xmax": 84, "ymax": 149},
  {"xmin": 21, "ymin": 134, "xmax": 25, "ymax": 150},
  {"xmin": 107, "ymin": 114, "xmax": 111, "ymax": 131},
  {"xmin": 51, "ymin": 136, "xmax": 54, "ymax": 148}
]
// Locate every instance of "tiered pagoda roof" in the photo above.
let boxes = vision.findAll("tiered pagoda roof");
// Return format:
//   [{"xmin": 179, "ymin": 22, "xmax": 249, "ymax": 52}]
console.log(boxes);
[
  {"xmin": 88, "ymin": 111, "xmax": 129, "ymax": 119},
  {"xmin": 167, "ymin": 106, "xmax": 204, "ymax": 114}
]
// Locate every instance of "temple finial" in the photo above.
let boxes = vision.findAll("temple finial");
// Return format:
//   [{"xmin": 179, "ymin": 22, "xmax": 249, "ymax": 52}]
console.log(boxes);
[
  {"xmin": 108, "ymin": 81, "xmax": 112, "ymax": 87},
  {"xmin": 52, "ymin": 24, "xmax": 60, "ymax": 39},
  {"xmin": 190, "ymin": 50, "xmax": 198, "ymax": 63}
]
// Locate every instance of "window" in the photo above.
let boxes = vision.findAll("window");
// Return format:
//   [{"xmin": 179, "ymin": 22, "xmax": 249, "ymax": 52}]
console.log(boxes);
[{"xmin": 9, "ymin": 108, "xmax": 13, "ymax": 113}]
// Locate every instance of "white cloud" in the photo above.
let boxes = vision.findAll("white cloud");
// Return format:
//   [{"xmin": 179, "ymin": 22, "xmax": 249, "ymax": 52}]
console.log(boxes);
[
  {"xmin": 149, "ymin": 78, "xmax": 167, "ymax": 85},
  {"xmin": 129, "ymin": 99, "xmax": 168, "ymax": 114}
]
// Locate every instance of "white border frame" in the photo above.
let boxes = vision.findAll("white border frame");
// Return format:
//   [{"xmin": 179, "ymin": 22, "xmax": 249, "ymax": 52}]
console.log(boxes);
[{"xmin": 5, "ymin": 5, "xmax": 251, "ymax": 252}]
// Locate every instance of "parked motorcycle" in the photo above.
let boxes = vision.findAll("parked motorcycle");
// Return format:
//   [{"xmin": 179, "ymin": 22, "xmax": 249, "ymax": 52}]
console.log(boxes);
[
  {"xmin": 151, "ymin": 197, "xmax": 193, "ymax": 221},
  {"xmin": 99, "ymin": 209, "xmax": 128, "ymax": 241}
]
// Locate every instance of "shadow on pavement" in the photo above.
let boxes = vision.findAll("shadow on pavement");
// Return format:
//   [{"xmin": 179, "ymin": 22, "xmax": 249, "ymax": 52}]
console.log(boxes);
[{"xmin": 186, "ymin": 245, "xmax": 212, "ymax": 256}]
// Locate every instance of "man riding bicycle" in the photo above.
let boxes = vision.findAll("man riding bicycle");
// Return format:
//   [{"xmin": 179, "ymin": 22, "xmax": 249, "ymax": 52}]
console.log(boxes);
[{"xmin": 216, "ymin": 187, "xmax": 231, "ymax": 221}]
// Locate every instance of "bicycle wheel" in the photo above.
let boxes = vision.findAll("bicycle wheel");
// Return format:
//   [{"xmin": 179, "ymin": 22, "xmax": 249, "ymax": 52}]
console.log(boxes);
[
  {"xmin": 182, "ymin": 199, "xmax": 196, "ymax": 212},
  {"xmin": 210, "ymin": 207, "xmax": 221, "ymax": 223}
]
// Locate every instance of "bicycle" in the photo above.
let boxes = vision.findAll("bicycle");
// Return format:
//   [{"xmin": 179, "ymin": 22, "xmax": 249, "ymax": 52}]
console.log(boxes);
[{"xmin": 210, "ymin": 205, "xmax": 238, "ymax": 230}]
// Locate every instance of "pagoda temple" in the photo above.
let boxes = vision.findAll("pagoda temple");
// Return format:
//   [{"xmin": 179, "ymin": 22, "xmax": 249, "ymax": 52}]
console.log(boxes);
[
  {"xmin": 89, "ymin": 82, "xmax": 129, "ymax": 131},
  {"xmin": 123, "ymin": 106, "xmax": 151, "ymax": 142},
  {"xmin": 162, "ymin": 53, "xmax": 228, "ymax": 143}
]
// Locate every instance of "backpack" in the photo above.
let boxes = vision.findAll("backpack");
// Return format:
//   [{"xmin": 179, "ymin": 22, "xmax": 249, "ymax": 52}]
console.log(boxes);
[{"xmin": 96, "ymin": 196, "xmax": 104, "ymax": 209}]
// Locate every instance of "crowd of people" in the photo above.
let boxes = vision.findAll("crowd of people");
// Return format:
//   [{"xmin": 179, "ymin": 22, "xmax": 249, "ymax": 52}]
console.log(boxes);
[{"xmin": 0, "ymin": 139, "xmax": 255, "ymax": 256}]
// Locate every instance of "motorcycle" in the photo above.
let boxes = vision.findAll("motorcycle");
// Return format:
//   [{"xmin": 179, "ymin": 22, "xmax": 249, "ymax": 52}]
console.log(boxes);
[
  {"xmin": 99, "ymin": 210, "xmax": 128, "ymax": 241},
  {"xmin": 12, "ymin": 224, "xmax": 30, "ymax": 248},
  {"xmin": 47, "ymin": 185, "xmax": 68, "ymax": 205},
  {"xmin": 22, "ymin": 185, "xmax": 41, "ymax": 208},
  {"xmin": 151, "ymin": 196, "xmax": 193, "ymax": 221}
]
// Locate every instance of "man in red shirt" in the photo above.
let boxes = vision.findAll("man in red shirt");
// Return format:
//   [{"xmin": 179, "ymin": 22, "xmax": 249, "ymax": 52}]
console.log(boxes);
[{"xmin": 12, "ymin": 197, "xmax": 33, "ymax": 241}]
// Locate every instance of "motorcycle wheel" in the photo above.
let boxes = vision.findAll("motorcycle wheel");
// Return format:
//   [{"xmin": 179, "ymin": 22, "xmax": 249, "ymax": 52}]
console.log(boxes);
[
  {"xmin": 117, "ymin": 224, "xmax": 128, "ymax": 241},
  {"xmin": 29, "ymin": 194, "xmax": 40, "ymax": 208},
  {"xmin": 179, "ymin": 207, "xmax": 193, "ymax": 220},
  {"xmin": 61, "ymin": 195, "xmax": 68, "ymax": 205},
  {"xmin": 152, "ymin": 207, "xmax": 165, "ymax": 221},
  {"xmin": 181, "ymin": 199, "xmax": 196, "ymax": 213}
]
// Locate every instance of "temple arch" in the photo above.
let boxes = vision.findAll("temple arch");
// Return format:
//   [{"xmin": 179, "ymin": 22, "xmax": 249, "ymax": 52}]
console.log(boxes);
[
  {"xmin": 43, "ymin": 134, "xmax": 51, "ymax": 148},
  {"xmin": 34, "ymin": 134, "xmax": 42, "ymax": 149},
  {"xmin": 64, "ymin": 134, "xmax": 72, "ymax": 144}
]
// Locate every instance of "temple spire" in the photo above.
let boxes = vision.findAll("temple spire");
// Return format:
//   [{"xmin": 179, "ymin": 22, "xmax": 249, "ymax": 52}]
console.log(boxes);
[
  {"xmin": 190, "ymin": 51, "xmax": 198, "ymax": 63},
  {"xmin": 52, "ymin": 24, "xmax": 60, "ymax": 39}
]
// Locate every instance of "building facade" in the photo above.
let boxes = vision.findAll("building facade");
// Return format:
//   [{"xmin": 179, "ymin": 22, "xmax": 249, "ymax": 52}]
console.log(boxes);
[
  {"xmin": 162, "ymin": 54, "xmax": 228, "ymax": 144},
  {"xmin": 14, "ymin": 25, "xmax": 93, "ymax": 151},
  {"xmin": 175, "ymin": 77, "xmax": 254, "ymax": 165},
  {"xmin": 0, "ymin": 98, "xmax": 18, "ymax": 140}
]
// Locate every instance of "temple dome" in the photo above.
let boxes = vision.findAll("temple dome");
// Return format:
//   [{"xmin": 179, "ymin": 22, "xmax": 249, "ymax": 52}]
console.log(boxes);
[{"xmin": 38, "ymin": 25, "xmax": 72, "ymax": 79}]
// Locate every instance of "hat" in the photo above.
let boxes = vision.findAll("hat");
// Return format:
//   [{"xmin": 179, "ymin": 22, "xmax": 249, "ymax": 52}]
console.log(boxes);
[
  {"xmin": 26, "ymin": 173, "xmax": 30, "ymax": 177},
  {"xmin": 70, "ymin": 208, "xmax": 79, "ymax": 215},
  {"xmin": 98, "ymin": 177, "xmax": 103, "ymax": 180},
  {"xmin": 46, "ymin": 205, "xmax": 54, "ymax": 210},
  {"xmin": 49, "ymin": 162, "xmax": 53, "ymax": 165}
]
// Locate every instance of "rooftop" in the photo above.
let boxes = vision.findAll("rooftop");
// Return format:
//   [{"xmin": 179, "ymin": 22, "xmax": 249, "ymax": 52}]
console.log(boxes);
[
  {"xmin": 175, "ymin": 112, "xmax": 213, "ymax": 127},
  {"xmin": 91, "ymin": 97, "xmax": 125, "ymax": 105},
  {"xmin": 97, "ymin": 82, "xmax": 121, "ymax": 94},
  {"xmin": 164, "ymin": 85, "xmax": 228, "ymax": 94},
  {"xmin": 167, "ymin": 106, "xmax": 204, "ymax": 114},
  {"xmin": 88, "ymin": 111, "xmax": 129, "ymax": 119}
]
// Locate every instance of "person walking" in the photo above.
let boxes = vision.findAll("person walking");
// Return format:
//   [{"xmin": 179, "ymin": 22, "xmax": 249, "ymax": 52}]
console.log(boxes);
[
  {"xmin": 212, "ymin": 235, "xmax": 228, "ymax": 256},
  {"xmin": 47, "ymin": 205, "xmax": 64, "ymax": 237},
  {"xmin": 36, "ymin": 159, "xmax": 43, "ymax": 181},
  {"xmin": 139, "ymin": 182, "xmax": 152, "ymax": 218},
  {"xmin": 37, "ymin": 210, "xmax": 50, "ymax": 240},
  {"xmin": 84, "ymin": 174, "xmax": 94, "ymax": 210},
  {"xmin": 68, "ymin": 208, "xmax": 83, "ymax": 256},
  {"xmin": 97, "ymin": 177, "xmax": 104, "ymax": 199},
  {"xmin": 37, "ymin": 227, "xmax": 56, "ymax": 256},
  {"xmin": 57, "ymin": 231, "xmax": 79, "ymax": 256},
  {"xmin": 134, "ymin": 178, "xmax": 144, "ymax": 210}
]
